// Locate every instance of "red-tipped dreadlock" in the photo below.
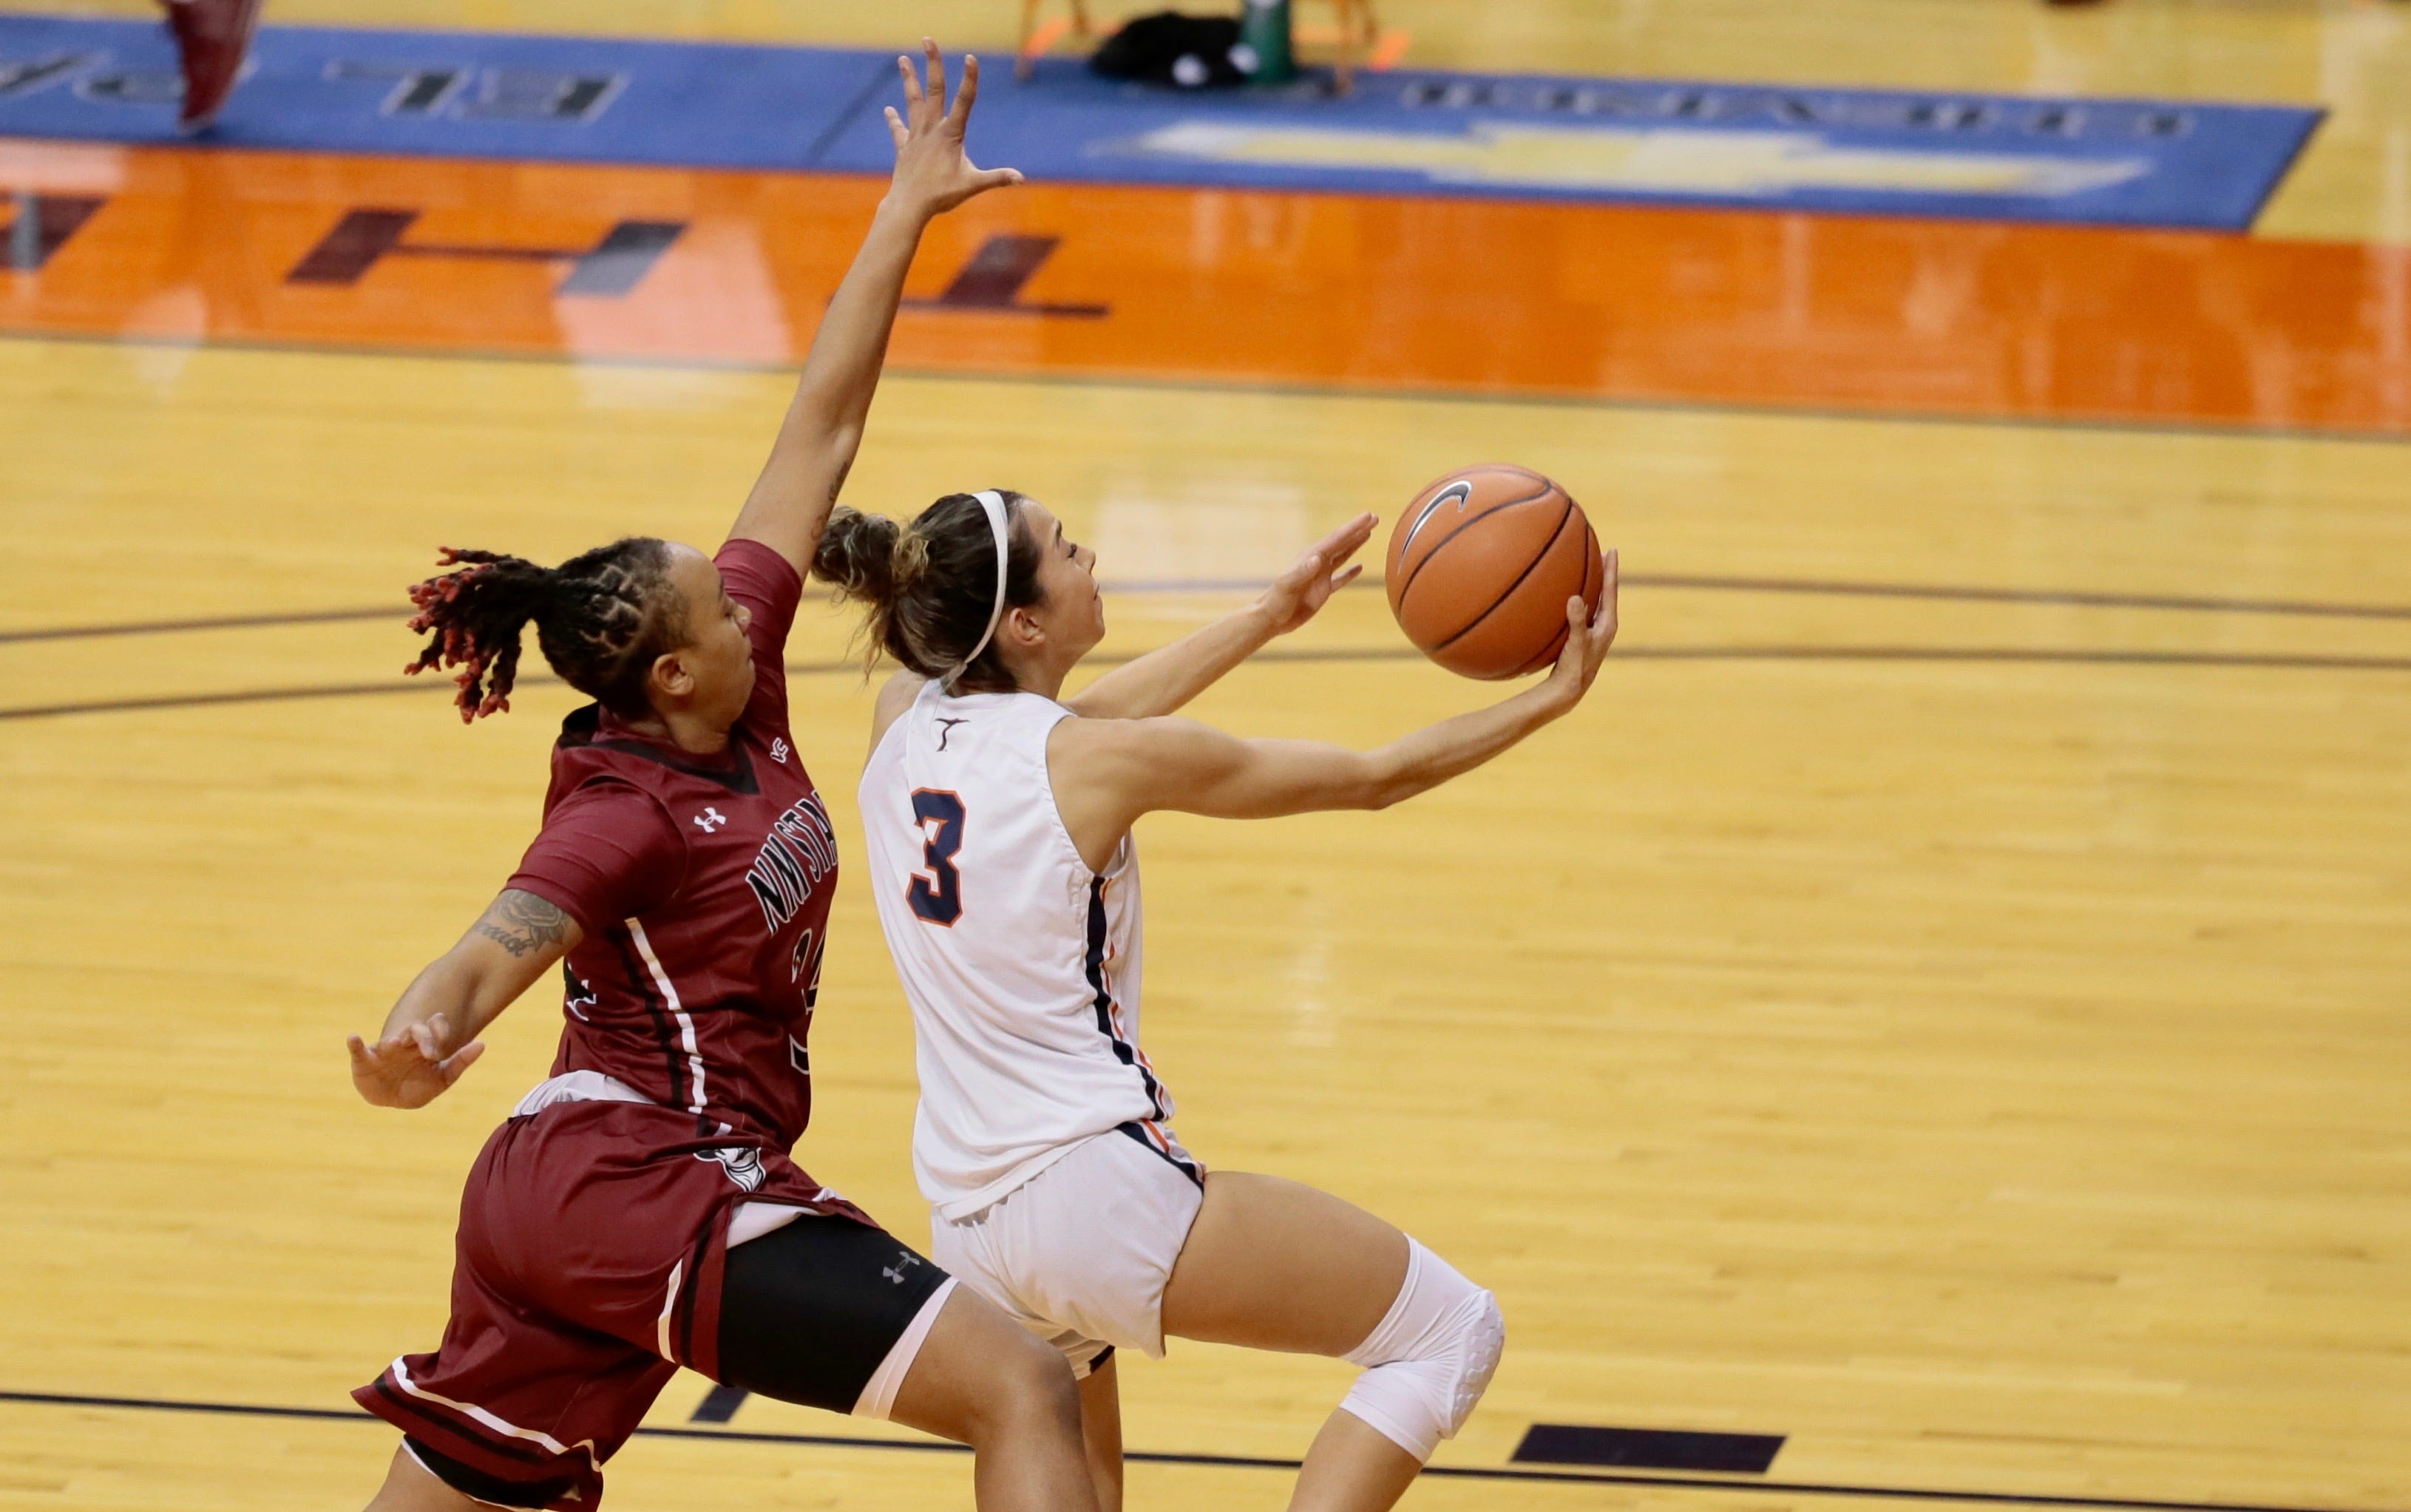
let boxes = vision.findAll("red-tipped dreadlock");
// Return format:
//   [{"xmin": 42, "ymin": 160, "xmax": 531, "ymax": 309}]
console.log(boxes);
[{"xmin": 404, "ymin": 538, "xmax": 684, "ymax": 722}]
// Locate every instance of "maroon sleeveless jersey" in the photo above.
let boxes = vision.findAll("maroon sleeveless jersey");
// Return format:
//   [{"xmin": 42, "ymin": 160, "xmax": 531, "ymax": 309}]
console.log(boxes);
[{"xmin": 506, "ymin": 540, "xmax": 836, "ymax": 1152}]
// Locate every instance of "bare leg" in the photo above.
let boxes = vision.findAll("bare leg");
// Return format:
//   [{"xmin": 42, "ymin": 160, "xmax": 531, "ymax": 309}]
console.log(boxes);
[
  {"xmin": 1289, "ymin": 1409, "xmax": 1423, "ymax": 1512},
  {"xmin": 362, "ymin": 1445, "xmax": 481, "ymax": 1511},
  {"xmin": 1078, "ymin": 1352, "xmax": 1127, "ymax": 1512},
  {"xmin": 887, "ymin": 1284, "xmax": 1102, "ymax": 1512},
  {"xmin": 1159, "ymin": 1171, "xmax": 1423, "ymax": 1512}
]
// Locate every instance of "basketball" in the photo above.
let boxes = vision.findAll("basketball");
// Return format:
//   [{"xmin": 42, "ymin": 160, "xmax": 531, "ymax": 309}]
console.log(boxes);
[{"xmin": 1386, "ymin": 464, "xmax": 1606, "ymax": 679}]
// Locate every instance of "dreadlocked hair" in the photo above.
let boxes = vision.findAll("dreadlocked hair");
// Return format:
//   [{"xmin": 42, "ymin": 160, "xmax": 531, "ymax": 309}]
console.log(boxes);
[
  {"xmin": 404, "ymin": 538, "xmax": 687, "ymax": 722},
  {"xmin": 813, "ymin": 493, "xmax": 1043, "ymax": 694}
]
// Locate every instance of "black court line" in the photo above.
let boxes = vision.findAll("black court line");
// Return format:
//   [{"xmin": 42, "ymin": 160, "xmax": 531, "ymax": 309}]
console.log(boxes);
[
  {"xmin": 1620, "ymin": 647, "xmax": 2411, "ymax": 670},
  {"xmin": 0, "ymin": 606, "xmax": 398, "ymax": 644},
  {"xmin": 7, "ymin": 325, "xmax": 2411, "ymax": 450},
  {"xmin": 0, "ymin": 1389, "xmax": 2376, "ymax": 1512},
  {"xmin": 1632, "ymin": 574, "xmax": 2411, "ymax": 622},
  {"xmin": 8, "ymin": 644, "xmax": 2411, "ymax": 722},
  {"xmin": 0, "ymin": 677, "xmax": 460, "ymax": 720},
  {"xmin": 10, "ymin": 574, "xmax": 2410, "ymax": 648}
]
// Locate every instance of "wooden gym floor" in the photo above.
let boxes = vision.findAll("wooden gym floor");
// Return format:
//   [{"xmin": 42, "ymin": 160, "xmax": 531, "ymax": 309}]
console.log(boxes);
[{"xmin": 2, "ymin": 2, "xmax": 2407, "ymax": 1510}]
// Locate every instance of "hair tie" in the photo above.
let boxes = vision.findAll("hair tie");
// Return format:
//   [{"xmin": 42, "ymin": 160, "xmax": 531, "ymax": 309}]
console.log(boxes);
[{"xmin": 948, "ymin": 489, "xmax": 1011, "ymax": 688}]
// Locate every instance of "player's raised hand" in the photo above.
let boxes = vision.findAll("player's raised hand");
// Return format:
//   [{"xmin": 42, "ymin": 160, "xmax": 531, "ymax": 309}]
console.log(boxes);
[
  {"xmin": 1258, "ymin": 512, "xmax": 1377, "ymax": 634},
  {"xmin": 1544, "ymin": 547, "xmax": 1618, "ymax": 705},
  {"xmin": 884, "ymin": 38, "xmax": 1023, "ymax": 218},
  {"xmin": 348, "ymin": 1014, "xmax": 485, "ymax": 1109}
]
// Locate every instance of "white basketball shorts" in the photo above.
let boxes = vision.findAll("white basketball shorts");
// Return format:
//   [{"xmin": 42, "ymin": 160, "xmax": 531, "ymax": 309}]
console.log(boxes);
[{"xmin": 929, "ymin": 1122, "xmax": 1206, "ymax": 1377}]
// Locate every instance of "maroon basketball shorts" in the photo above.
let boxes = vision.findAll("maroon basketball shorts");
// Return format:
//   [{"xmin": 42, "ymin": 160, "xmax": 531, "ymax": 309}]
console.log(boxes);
[{"xmin": 357, "ymin": 1097, "xmax": 949, "ymax": 1510}]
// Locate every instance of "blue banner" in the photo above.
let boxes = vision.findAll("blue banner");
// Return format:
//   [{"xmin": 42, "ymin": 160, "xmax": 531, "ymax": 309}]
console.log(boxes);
[{"xmin": 0, "ymin": 16, "xmax": 2321, "ymax": 229}]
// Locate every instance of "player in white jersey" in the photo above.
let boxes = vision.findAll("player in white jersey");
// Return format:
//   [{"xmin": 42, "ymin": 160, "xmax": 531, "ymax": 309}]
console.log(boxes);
[{"xmin": 818, "ymin": 487, "xmax": 1617, "ymax": 1512}]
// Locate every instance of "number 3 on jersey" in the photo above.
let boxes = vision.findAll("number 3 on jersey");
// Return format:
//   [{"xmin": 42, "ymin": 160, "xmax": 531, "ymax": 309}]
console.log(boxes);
[{"xmin": 908, "ymin": 789, "xmax": 966, "ymax": 926}]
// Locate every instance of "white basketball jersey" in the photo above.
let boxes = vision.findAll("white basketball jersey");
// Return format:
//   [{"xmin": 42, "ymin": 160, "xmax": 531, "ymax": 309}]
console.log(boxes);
[{"xmin": 860, "ymin": 682, "xmax": 1170, "ymax": 1220}]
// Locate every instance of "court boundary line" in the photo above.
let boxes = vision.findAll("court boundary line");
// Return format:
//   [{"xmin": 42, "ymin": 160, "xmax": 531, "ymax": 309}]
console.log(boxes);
[
  {"xmin": 0, "ymin": 1389, "xmax": 2378, "ymax": 1512},
  {"xmin": 10, "ymin": 573, "xmax": 2409, "ymax": 647},
  {"xmin": 8, "ymin": 643, "xmax": 2411, "ymax": 722},
  {"xmin": 0, "ymin": 606, "xmax": 401, "ymax": 644},
  {"xmin": 3, "ymin": 327, "xmax": 2408, "ymax": 449}
]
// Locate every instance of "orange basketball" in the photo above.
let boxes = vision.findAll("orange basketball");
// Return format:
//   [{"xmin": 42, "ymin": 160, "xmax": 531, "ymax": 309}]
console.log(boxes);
[{"xmin": 1386, "ymin": 464, "xmax": 1604, "ymax": 680}]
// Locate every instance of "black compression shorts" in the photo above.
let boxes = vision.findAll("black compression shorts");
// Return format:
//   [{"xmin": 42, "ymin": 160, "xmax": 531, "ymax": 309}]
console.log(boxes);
[{"xmin": 714, "ymin": 1215, "xmax": 952, "ymax": 1413}]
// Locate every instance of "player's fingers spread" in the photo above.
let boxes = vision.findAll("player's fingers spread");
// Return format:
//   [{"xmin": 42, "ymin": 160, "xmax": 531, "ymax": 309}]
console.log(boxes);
[
  {"xmin": 1323, "ymin": 515, "xmax": 1374, "ymax": 557},
  {"xmin": 950, "ymin": 53, "xmax": 979, "ymax": 127},
  {"xmin": 885, "ymin": 106, "xmax": 908, "ymax": 147},
  {"xmin": 1332, "ymin": 563, "xmax": 1366, "ymax": 589},
  {"xmin": 897, "ymin": 54, "xmax": 921, "ymax": 110},
  {"xmin": 975, "ymin": 166, "xmax": 1024, "ymax": 190},
  {"xmin": 924, "ymin": 38, "xmax": 947, "ymax": 115}
]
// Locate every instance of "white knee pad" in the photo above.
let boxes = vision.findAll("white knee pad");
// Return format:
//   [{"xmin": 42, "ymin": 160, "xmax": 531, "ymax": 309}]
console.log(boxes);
[{"xmin": 1336, "ymin": 1239, "xmax": 1505, "ymax": 1462}]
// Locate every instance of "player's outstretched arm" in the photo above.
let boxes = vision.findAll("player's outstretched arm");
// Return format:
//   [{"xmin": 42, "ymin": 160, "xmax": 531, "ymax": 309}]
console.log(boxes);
[
  {"xmin": 1065, "ymin": 513, "xmax": 1376, "ymax": 721},
  {"xmin": 345, "ymin": 889, "xmax": 584, "ymax": 1109},
  {"xmin": 1053, "ymin": 553, "xmax": 1617, "ymax": 858},
  {"xmin": 727, "ymin": 39, "xmax": 1023, "ymax": 574}
]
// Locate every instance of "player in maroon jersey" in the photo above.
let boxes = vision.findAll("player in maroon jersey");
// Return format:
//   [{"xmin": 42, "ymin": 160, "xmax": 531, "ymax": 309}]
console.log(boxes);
[
  {"xmin": 161, "ymin": 0, "xmax": 262, "ymax": 132},
  {"xmin": 342, "ymin": 44, "xmax": 1098, "ymax": 1512}
]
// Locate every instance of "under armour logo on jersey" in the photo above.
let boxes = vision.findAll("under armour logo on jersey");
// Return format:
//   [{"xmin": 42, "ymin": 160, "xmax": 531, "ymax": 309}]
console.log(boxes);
[
  {"xmin": 882, "ymin": 1252, "xmax": 925, "ymax": 1285},
  {"xmin": 694, "ymin": 807, "xmax": 728, "ymax": 834},
  {"xmin": 768, "ymin": 738, "xmax": 790, "ymax": 765},
  {"xmin": 936, "ymin": 718, "xmax": 969, "ymax": 750}
]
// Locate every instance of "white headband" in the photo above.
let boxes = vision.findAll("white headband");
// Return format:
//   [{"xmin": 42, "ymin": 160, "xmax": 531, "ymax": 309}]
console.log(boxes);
[{"xmin": 949, "ymin": 489, "xmax": 1011, "ymax": 685}]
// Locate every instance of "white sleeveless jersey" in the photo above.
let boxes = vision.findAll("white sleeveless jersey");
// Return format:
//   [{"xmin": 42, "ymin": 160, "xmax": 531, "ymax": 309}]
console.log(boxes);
[{"xmin": 860, "ymin": 682, "xmax": 1171, "ymax": 1220}]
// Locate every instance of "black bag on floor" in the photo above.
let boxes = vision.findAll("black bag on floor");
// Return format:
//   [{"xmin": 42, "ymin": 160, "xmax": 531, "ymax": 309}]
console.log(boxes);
[{"xmin": 1090, "ymin": 10, "xmax": 1247, "ymax": 89}]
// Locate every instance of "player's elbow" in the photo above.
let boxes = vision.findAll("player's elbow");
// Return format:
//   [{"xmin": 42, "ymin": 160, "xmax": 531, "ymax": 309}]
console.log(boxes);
[{"xmin": 1351, "ymin": 756, "xmax": 1414, "ymax": 812}]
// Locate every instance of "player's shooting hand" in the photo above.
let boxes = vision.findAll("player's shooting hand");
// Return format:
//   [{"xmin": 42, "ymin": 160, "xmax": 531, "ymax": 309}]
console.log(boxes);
[
  {"xmin": 884, "ymin": 39, "xmax": 1023, "ymax": 218},
  {"xmin": 1258, "ymin": 513, "xmax": 1377, "ymax": 634},
  {"xmin": 347, "ymin": 1014, "xmax": 486, "ymax": 1109},
  {"xmin": 1544, "ymin": 548, "xmax": 1618, "ymax": 707}
]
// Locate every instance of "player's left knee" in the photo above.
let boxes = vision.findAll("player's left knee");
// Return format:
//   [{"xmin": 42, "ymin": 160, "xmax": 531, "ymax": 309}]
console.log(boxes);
[{"xmin": 1336, "ymin": 1240, "xmax": 1506, "ymax": 1462}]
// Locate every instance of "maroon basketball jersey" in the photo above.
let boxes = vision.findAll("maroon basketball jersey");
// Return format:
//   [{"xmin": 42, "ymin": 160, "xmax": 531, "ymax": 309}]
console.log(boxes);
[{"xmin": 508, "ymin": 540, "xmax": 836, "ymax": 1151}]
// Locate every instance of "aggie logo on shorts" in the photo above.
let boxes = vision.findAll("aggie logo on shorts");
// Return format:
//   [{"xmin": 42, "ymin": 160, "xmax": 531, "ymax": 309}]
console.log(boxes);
[{"xmin": 700, "ymin": 1144, "xmax": 767, "ymax": 1192}]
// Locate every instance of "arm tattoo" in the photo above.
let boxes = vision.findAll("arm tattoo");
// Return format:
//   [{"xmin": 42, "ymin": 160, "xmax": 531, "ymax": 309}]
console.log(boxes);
[{"xmin": 474, "ymin": 889, "xmax": 573, "ymax": 959}]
